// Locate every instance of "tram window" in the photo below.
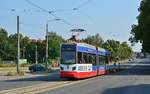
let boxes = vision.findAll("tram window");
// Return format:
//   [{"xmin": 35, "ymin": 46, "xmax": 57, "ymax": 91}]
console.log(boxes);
[
  {"xmin": 105, "ymin": 56, "xmax": 109, "ymax": 64},
  {"xmin": 78, "ymin": 52, "xmax": 82, "ymax": 63},
  {"xmin": 89, "ymin": 54, "xmax": 96, "ymax": 65},
  {"xmin": 99, "ymin": 56, "xmax": 105, "ymax": 65},
  {"xmin": 93, "ymin": 55, "xmax": 96, "ymax": 65},
  {"xmin": 102, "ymin": 56, "xmax": 105, "ymax": 64},
  {"xmin": 103, "ymin": 56, "xmax": 105, "ymax": 64},
  {"xmin": 99, "ymin": 56, "xmax": 101, "ymax": 65},
  {"xmin": 77, "ymin": 52, "xmax": 88, "ymax": 64},
  {"xmin": 88, "ymin": 55, "xmax": 91, "ymax": 63},
  {"xmin": 83, "ymin": 53, "xmax": 88, "ymax": 63}
]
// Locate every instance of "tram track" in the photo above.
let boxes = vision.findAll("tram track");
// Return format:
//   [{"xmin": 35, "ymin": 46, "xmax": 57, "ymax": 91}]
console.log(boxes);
[
  {"xmin": 0, "ymin": 76, "xmax": 98, "ymax": 94},
  {"xmin": 0, "ymin": 59, "xmax": 140, "ymax": 94},
  {"xmin": 0, "ymin": 81, "xmax": 70, "ymax": 94}
]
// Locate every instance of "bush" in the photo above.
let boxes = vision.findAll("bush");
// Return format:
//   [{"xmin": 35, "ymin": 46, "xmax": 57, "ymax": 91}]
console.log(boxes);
[
  {"xmin": 48, "ymin": 59, "xmax": 52, "ymax": 65},
  {"xmin": 20, "ymin": 63, "xmax": 30, "ymax": 67},
  {"xmin": 0, "ymin": 58, "xmax": 2, "ymax": 64},
  {"xmin": 6, "ymin": 71, "xmax": 25, "ymax": 76},
  {"xmin": 0, "ymin": 64, "xmax": 16, "ymax": 67},
  {"xmin": 0, "ymin": 63, "xmax": 30, "ymax": 67}
]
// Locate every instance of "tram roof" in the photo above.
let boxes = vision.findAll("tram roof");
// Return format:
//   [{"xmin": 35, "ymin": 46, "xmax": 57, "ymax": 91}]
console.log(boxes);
[
  {"xmin": 62, "ymin": 42, "xmax": 108, "ymax": 53},
  {"xmin": 76, "ymin": 43, "xmax": 96, "ymax": 49},
  {"xmin": 97, "ymin": 47, "xmax": 106, "ymax": 52},
  {"xmin": 62, "ymin": 42, "xmax": 96, "ymax": 49},
  {"xmin": 62, "ymin": 42, "xmax": 110, "ymax": 55},
  {"xmin": 76, "ymin": 43, "xmax": 110, "ymax": 55}
]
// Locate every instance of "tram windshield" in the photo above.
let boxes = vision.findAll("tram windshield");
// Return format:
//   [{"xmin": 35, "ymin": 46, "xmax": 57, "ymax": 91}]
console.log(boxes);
[
  {"xmin": 61, "ymin": 51, "xmax": 76, "ymax": 64},
  {"xmin": 61, "ymin": 44, "xmax": 76, "ymax": 64}
]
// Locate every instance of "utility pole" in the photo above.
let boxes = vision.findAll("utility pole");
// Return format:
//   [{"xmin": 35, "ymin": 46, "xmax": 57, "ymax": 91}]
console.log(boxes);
[
  {"xmin": 17, "ymin": 16, "xmax": 20, "ymax": 73},
  {"xmin": 35, "ymin": 43, "xmax": 38, "ymax": 64},
  {"xmin": 45, "ymin": 19, "xmax": 60, "ymax": 71},
  {"xmin": 45, "ymin": 23, "xmax": 48, "ymax": 70}
]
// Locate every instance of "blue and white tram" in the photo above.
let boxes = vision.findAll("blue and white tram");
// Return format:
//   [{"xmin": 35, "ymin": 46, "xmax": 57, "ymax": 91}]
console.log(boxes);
[{"xmin": 60, "ymin": 42, "xmax": 114, "ymax": 79}]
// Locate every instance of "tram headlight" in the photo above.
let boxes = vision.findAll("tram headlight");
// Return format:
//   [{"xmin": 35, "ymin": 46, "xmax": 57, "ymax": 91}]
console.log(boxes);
[{"xmin": 72, "ymin": 66, "xmax": 76, "ymax": 70}]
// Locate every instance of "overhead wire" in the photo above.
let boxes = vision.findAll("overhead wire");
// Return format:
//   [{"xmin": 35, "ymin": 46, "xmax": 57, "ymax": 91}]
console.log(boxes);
[
  {"xmin": 10, "ymin": 8, "xmax": 42, "ymax": 13},
  {"xmin": 24, "ymin": 0, "xmax": 96, "ymax": 37},
  {"xmin": 25, "ymin": 0, "xmax": 50, "ymax": 13},
  {"xmin": 24, "ymin": 0, "xmax": 77, "ymax": 28},
  {"xmin": 73, "ymin": 0, "xmax": 96, "ymax": 23},
  {"xmin": 73, "ymin": 0, "xmax": 93, "ymax": 11}
]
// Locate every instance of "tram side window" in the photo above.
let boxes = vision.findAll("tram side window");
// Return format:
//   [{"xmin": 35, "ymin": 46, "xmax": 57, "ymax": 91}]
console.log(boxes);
[
  {"xmin": 93, "ymin": 55, "xmax": 96, "ymax": 65},
  {"xmin": 105, "ymin": 56, "xmax": 109, "ymax": 64},
  {"xmin": 102, "ymin": 56, "xmax": 106, "ymax": 64},
  {"xmin": 99, "ymin": 56, "xmax": 105, "ymax": 65},
  {"xmin": 77, "ymin": 52, "xmax": 89, "ymax": 64},
  {"xmin": 89, "ymin": 54, "xmax": 96, "ymax": 65},
  {"xmin": 83, "ymin": 53, "xmax": 88, "ymax": 63},
  {"xmin": 88, "ymin": 55, "xmax": 92, "ymax": 63},
  {"xmin": 78, "ymin": 52, "xmax": 82, "ymax": 63}
]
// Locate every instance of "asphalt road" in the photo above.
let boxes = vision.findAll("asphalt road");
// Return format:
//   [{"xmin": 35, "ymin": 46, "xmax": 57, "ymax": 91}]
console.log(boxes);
[
  {"xmin": 0, "ymin": 72, "xmax": 61, "ymax": 91},
  {"xmin": 40, "ymin": 58, "xmax": 150, "ymax": 94}
]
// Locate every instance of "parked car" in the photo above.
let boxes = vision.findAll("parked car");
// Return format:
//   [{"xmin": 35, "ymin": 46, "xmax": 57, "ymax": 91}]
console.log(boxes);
[
  {"xmin": 128, "ymin": 58, "xmax": 133, "ymax": 63},
  {"xmin": 29, "ymin": 64, "xmax": 46, "ymax": 72}
]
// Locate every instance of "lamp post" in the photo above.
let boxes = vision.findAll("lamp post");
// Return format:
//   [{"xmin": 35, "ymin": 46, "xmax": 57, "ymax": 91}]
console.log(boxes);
[
  {"xmin": 45, "ymin": 19, "xmax": 61, "ymax": 70},
  {"xmin": 17, "ymin": 16, "xmax": 20, "ymax": 73},
  {"xmin": 35, "ymin": 42, "xmax": 38, "ymax": 64}
]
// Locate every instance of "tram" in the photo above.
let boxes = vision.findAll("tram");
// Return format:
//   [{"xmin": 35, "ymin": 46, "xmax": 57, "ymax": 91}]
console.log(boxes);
[{"xmin": 60, "ymin": 42, "xmax": 117, "ymax": 79}]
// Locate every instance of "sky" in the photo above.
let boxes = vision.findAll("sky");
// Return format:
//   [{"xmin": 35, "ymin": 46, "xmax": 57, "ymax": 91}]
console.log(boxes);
[{"xmin": 0, "ymin": 0, "xmax": 141, "ymax": 52}]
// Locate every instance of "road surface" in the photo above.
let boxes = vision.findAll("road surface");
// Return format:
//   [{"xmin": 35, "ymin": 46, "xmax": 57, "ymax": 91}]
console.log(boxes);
[
  {"xmin": 0, "ymin": 58, "xmax": 150, "ymax": 94},
  {"xmin": 0, "ymin": 72, "xmax": 61, "ymax": 91},
  {"xmin": 40, "ymin": 58, "xmax": 150, "ymax": 94}
]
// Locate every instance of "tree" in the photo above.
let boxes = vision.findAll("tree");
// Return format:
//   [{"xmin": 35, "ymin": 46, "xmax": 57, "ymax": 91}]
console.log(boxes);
[
  {"xmin": 0, "ymin": 28, "xmax": 8, "ymax": 60},
  {"xmin": 103, "ymin": 40, "xmax": 132, "ymax": 61},
  {"xmin": 83, "ymin": 33, "xmax": 104, "ymax": 47},
  {"xmin": 102, "ymin": 40, "xmax": 120, "ymax": 61},
  {"xmin": 0, "ymin": 27, "xmax": 132, "ymax": 64},
  {"xmin": 47, "ymin": 32, "xmax": 64, "ymax": 59},
  {"xmin": 130, "ymin": 0, "xmax": 150, "ymax": 53},
  {"xmin": 4, "ymin": 33, "xmax": 30, "ymax": 60},
  {"xmin": 7, "ymin": 33, "xmax": 24, "ymax": 60},
  {"xmin": 26, "ymin": 40, "xmax": 36, "ymax": 64},
  {"xmin": 117, "ymin": 42, "xmax": 132, "ymax": 59},
  {"xmin": 25, "ymin": 39, "xmax": 45, "ymax": 64},
  {"xmin": 0, "ymin": 28, "xmax": 8, "ymax": 44}
]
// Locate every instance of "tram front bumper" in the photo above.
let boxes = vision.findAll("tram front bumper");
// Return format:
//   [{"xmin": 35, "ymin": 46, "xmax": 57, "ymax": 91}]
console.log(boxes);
[{"xmin": 60, "ymin": 71, "xmax": 78, "ymax": 78}]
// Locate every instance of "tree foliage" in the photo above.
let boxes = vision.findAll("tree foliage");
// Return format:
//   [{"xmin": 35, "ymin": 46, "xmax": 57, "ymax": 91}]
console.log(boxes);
[
  {"xmin": 83, "ymin": 33, "xmax": 104, "ymax": 47},
  {"xmin": 0, "ymin": 27, "xmax": 132, "ymax": 63},
  {"xmin": 0, "ymin": 28, "xmax": 64, "ymax": 64},
  {"xmin": 130, "ymin": 0, "xmax": 150, "ymax": 53},
  {"xmin": 102, "ymin": 40, "xmax": 132, "ymax": 61},
  {"xmin": 47, "ymin": 32, "xmax": 64, "ymax": 59}
]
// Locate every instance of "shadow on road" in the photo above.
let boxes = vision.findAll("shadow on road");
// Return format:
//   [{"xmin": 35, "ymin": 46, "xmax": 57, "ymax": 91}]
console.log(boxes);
[
  {"xmin": 6, "ymin": 65, "xmax": 150, "ymax": 82},
  {"xmin": 4, "ymin": 73, "xmax": 67, "ymax": 82},
  {"xmin": 108, "ymin": 62, "xmax": 150, "ymax": 76},
  {"xmin": 102, "ymin": 84, "xmax": 150, "ymax": 94}
]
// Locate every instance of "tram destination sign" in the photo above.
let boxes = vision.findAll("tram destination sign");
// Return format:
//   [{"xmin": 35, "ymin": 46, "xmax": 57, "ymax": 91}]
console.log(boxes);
[{"xmin": 61, "ymin": 44, "xmax": 76, "ymax": 51}]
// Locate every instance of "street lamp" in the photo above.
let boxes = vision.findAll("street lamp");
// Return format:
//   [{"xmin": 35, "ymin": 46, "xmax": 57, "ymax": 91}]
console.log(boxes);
[
  {"xmin": 17, "ymin": 16, "xmax": 20, "ymax": 73},
  {"xmin": 35, "ymin": 41, "xmax": 38, "ymax": 64},
  {"xmin": 45, "ymin": 18, "xmax": 61, "ymax": 71}
]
